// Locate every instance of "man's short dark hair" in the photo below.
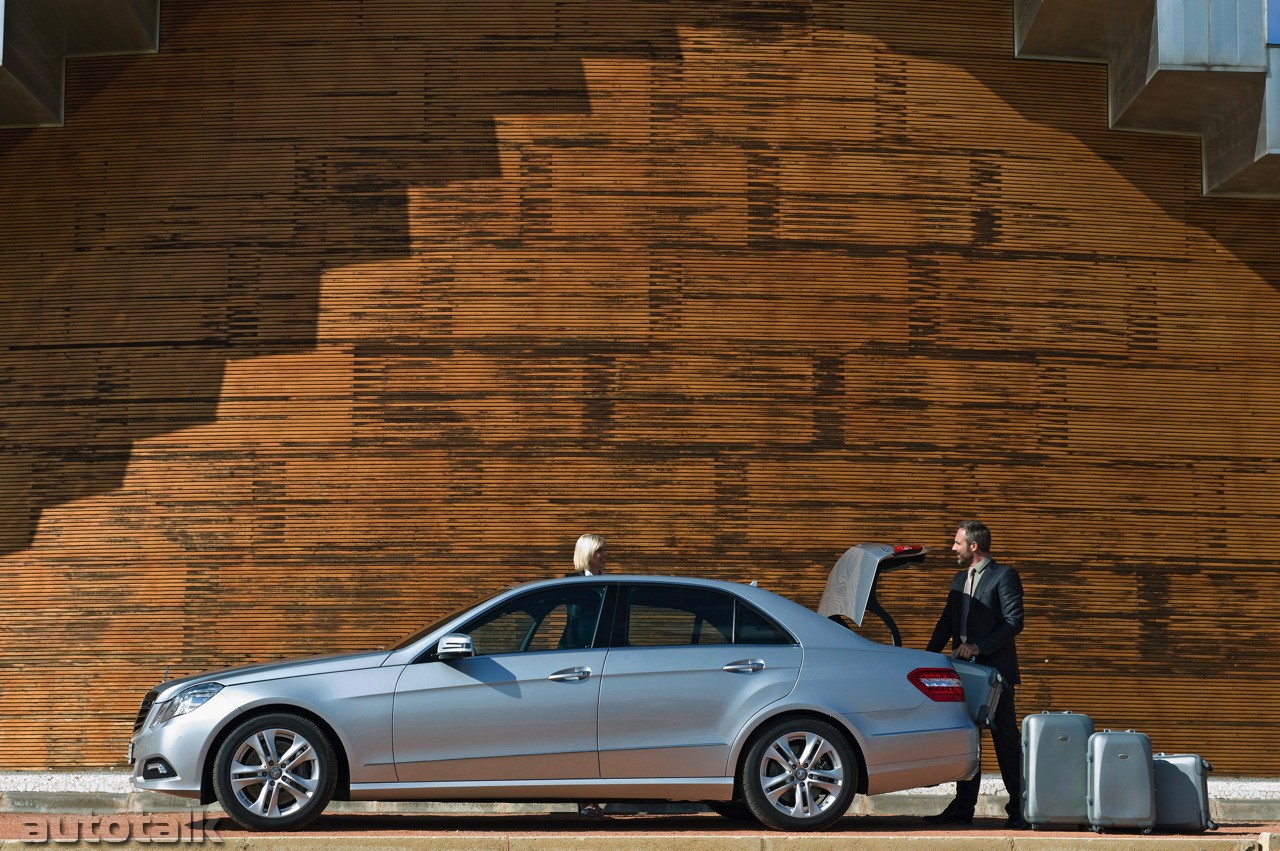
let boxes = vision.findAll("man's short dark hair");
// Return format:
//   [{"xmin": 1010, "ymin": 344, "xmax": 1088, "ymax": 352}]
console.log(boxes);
[{"xmin": 957, "ymin": 520, "xmax": 991, "ymax": 552}]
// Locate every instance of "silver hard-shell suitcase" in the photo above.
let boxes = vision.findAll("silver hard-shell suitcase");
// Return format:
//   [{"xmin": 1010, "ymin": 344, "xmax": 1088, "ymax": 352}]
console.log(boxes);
[
  {"xmin": 950, "ymin": 659, "xmax": 1004, "ymax": 728},
  {"xmin": 1087, "ymin": 729, "xmax": 1156, "ymax": 832},
  {"xmin": 1022, "ymin": 710, "xmax": 1093, "ymax": 827},
  {"xmin": 1153, "ymin": 753, "xmax": 1217, "ymax": 832}
]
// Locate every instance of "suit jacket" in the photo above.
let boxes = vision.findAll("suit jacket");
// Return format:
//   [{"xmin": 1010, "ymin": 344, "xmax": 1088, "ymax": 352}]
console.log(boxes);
[{"xmin": 926, "ymin": 558, "xmax": 1024, "ymax": 685}]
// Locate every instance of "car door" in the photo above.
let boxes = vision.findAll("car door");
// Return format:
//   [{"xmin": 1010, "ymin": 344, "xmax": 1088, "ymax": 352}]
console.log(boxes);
[
  {"xmin": 392, "ymin": 583, "xmax": 608, "ymax": 782},
  {"xmin": 596, "ymin": 583, "xmax": 801, "ymax": 779}
]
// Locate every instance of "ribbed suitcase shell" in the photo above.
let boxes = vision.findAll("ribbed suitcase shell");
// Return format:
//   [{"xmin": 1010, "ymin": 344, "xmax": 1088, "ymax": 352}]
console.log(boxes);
[
  {"xmin": 1087, "ymin": 730, "xmax": 1156, "ymax": 832},
  {"xmin": 1153, "ymin": 753, "xmax": 1216, "ymax": 832},
  {"xmin": 950, "ymin": 659, "xmax": 1004, "ymax": 728},
  {"xmin": 1022, "ymin": 710, "xmax": 1093, "ymax": 827}
]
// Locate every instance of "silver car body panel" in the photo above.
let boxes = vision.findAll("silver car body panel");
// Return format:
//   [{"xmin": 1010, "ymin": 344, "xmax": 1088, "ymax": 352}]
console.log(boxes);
[
  {"xmin": 147, "ymin": 649, "xmax": 392, "ymax": 703},
  {"xmin": 348, "ymin": 777, "xmax": 733, "ymax": 801},
  {"xmin": 817, "ymin": 543, "xmax": 928, "ymax": 625},
  {"xmin": 391, "ymin": 648, "xmax": 607, "ymax": 781},
  {"xmin": 130, "ymin": 573, "xmax": 979, "ymax": 805},
  {"xmin": 597, "ymin": 643, "xmax": 801, "ymax": 778},
  {"xmin": 817, "ymin": 545, "xmax": 881, "ymax": 625},
  {"xmin": 130, "ymin": 663, "xmax": 405, "ymax": 793},
  {"xmin": 719, "ymin": 631, "xmax": 980, "ymax": 795}
]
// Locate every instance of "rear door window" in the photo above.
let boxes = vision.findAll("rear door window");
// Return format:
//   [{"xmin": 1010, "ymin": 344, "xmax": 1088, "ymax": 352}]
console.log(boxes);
[{"xmin": 617, "ymin": 585, "xmax": 794, "ymax": 647}]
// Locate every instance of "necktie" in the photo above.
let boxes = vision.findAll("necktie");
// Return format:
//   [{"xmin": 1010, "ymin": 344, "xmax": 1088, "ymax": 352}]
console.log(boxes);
[{"xmin": 960, "ymin": 567, "xmax": 976, "ymax": 645}]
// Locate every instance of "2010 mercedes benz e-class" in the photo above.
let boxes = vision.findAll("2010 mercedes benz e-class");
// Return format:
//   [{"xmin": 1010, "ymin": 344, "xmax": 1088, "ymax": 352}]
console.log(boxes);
[{"xmin": 130, "ymin": 550, "xmax": 978, "ymax": 832}]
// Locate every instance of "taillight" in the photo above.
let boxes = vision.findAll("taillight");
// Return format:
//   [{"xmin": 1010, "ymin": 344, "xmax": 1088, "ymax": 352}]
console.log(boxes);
[
  {"xmin": 893, "ymin": 544, "xmax": 924, "ymax": 554},
  {"xmin": 908, "ymin": 668, "xmax": 965, "ymax": 702}
]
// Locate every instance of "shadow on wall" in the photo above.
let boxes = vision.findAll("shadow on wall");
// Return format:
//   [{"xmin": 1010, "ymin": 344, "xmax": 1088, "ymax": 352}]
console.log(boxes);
[
  {"xmin": 0, "ymin": 0, "xmax": 1276, "ymax": 556},
  {"xmin": 0, "ymin": 0, "xmax": 826, "ymax": 556},
  {"xmin": 826, "ymin": 2, "xmax": 1280, "ymax": 276}
]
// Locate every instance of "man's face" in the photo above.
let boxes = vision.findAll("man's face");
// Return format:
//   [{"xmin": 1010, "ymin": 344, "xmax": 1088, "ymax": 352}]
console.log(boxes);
[{"xmin": 952, "ymin": 530, "xmax": 976, "ymax": 567}]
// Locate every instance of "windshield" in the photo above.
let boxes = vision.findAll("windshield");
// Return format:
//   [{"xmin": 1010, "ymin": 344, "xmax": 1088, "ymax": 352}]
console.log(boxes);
[{"xmin": 390, "ymin": 589, "xmax": 505, "ymax": 650}]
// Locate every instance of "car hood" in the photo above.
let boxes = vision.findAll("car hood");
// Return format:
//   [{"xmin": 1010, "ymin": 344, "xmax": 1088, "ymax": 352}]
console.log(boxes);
[
  {"xmin": 151, "ymin": 649, "xmax": 391, "ymax": 701},
  {"xmin": 817, "ymin": 543, "xmax": 929, "ymax": 625}
]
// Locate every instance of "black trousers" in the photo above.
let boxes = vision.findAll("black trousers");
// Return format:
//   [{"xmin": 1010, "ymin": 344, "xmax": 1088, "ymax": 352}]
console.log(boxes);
[{"xmin": 952, "ymin": 684, "xmax": 1022, "ymax": 818}]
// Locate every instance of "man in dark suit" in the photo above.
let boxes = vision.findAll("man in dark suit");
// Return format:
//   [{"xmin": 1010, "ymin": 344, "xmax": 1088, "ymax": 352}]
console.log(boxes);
[{"xmin": 924, "ymin": 520, "xmax": 1028, "ymax": 829}]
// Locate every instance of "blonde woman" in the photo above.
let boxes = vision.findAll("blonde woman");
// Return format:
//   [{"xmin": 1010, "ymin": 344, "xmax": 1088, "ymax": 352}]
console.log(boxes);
[{"xmin": 572, "ymin": 533, "xmax": 607, "ymax": 575}]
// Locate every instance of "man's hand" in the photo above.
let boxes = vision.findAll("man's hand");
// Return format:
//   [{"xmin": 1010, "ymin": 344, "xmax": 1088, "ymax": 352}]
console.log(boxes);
[{"xmin": 955, "ymin": 642, "xmax": 981, "ymax": 661}]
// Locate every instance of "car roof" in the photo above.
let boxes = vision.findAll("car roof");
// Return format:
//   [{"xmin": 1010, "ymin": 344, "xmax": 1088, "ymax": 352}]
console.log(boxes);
[
  {"xmin": 381, "ymin": 573, "xmax": 871, "ymax": 666},
  {"xmin": 444, "ymin": 573, "xmax": 864, "ymax": 649}
]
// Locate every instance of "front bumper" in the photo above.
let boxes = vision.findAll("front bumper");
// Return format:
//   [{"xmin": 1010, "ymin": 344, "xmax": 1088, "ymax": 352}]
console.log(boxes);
[{"xmin": 129, "ymin": 691, "xmax": 241, "ymax": 798}]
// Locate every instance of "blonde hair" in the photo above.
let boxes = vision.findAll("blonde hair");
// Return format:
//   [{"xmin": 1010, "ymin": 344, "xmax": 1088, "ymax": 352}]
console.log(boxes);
[{"xmin": 573, "ymin": 533, "xmax": 606, "ymax": 573}]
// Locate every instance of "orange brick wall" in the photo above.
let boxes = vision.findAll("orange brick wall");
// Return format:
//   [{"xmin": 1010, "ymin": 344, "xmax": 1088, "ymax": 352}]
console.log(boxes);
[{"xmin": 1, "ymin": 0, "xmax": 1277, "ymax": 774}]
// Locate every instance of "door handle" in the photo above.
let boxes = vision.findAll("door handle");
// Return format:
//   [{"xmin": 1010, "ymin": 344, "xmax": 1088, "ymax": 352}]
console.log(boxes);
[
  {"xmin": 722, "ymin": 659, "xmax": 765, "ymax": 674},
  {"xmin": 548, "ymin": 667, "xmax": 592, "ymax": 682}
]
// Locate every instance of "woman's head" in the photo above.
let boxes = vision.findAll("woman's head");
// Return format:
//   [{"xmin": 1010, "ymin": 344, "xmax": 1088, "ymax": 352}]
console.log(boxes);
[{"xmin": 573, "ymin": 533, "xmax": 607, "ymax": 574}]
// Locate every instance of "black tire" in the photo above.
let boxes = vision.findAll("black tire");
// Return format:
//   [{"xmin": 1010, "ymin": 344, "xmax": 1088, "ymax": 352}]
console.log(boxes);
[
  {"xmin": 211, "ymin": 712, "xmax": 337, "ymax": 831},
  {"xmin": 707, "ymin": 801, "xmax": 757, "ymax": 821},
  {"xmin": 739, "ymin": 717, "xmax": 858, "ymax": 831}
]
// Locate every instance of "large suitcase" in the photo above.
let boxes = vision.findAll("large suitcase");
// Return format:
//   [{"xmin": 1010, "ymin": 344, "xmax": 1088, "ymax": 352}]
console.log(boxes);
[
  {"xmin": 1153, "ymin": 753, "xmax": 1217, "ymax": 832},
  {"xmin": 1022, "ymin": 710, "xmax": 1093, "ymax": 827},
  {"xmin": 1087, "ymin": 729, "xmax": 1156, "ymax": 832},
  {"xmin": 950, "ymin": 659, "xmax": 1004, "ymax": 728}
]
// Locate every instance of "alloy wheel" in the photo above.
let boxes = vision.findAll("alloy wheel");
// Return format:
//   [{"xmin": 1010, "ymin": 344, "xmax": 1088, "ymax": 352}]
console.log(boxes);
[
  {"xmin": 740, "ymin": 718, "xmax": 857, "ymax": 830},
  {"xmin": 212, "ymin": 712, "xmax": 336, "ymax": 831}
]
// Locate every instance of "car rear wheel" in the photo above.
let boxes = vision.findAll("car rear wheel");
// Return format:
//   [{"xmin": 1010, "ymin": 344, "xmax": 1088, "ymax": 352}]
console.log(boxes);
[
  {"xmin": 212, "ymin": 712, "xmax": 337, "ymax": 831},
  {"xmin": 740, "ymin": 717, "xmax": 857, "ymax": 831}
]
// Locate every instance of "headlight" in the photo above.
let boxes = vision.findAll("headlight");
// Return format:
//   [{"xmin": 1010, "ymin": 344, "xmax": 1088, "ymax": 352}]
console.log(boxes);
[{"xmin": 149, "ymin": 683, "xmax": 222, "ymax": 729}]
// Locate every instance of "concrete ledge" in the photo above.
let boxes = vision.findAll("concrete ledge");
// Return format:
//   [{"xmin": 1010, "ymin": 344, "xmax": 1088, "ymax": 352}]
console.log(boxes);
[
  {"xmin": 0, "ymin": 767, "xmax": 1274, "ymax": 824},
  {"xmin": 1, "ymin": 786, "xmax": 1278, "ymax": 822},
  {"xmin": 0, "ymin": 833, "xmax": 1267, "ymax": 851},
  {"xmin": 0, "ymin": 807, "xmax": 1271, "ymax": 849}
]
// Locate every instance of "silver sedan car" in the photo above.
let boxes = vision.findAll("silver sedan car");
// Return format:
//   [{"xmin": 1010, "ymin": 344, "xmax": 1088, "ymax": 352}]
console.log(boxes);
[{"xmin": 129, "ymin": 560, "xmax": 978, "ymax": 831}]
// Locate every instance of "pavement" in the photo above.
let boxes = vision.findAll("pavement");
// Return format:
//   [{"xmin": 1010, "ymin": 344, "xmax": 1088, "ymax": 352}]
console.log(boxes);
[
  {"xmin": 0, "ymin": 772, "xmax": 1277, "ymax": 848},
  {"xmin": 0, "ymin": 810, "xmax": 1276, "ymax": 850}
]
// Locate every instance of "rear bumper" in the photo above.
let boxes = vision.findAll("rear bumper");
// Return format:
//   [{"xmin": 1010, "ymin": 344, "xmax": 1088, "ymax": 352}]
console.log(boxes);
[{"xmin": 861, "ymin": 721, "xmax": 980, "ymax": 795}]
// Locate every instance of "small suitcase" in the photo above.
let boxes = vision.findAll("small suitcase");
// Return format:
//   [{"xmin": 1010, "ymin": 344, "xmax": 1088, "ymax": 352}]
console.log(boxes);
[
  {"xmin": 1087, "ymin": 729, "xmax": 1156, "ymax": 832},
  {"xmin": 950, "ymin": 659, "xmax": 1004, "ymax": 728},
  {"xmin": 1153, "ymin": 753, "xmax": 1217, "ymax": 832},
  {"xmin": 1022, "ymin": 710, "xmax": 1093, "ymax": 828}
]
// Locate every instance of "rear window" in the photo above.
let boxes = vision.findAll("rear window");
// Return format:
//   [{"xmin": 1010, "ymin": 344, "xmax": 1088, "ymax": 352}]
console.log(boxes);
[{"xmin": 735, "ymin": 601, "xmax": 793, "ymax": 644}]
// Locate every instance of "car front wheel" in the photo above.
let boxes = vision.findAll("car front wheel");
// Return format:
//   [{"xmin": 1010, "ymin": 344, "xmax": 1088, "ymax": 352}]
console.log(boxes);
[
  {"xmin": 211, "ymin": 712, "xmax": 337, "ymax": 831},
  {"xmin": 740, "ymin": 717, "xmax": 858, "ymax": 831}
]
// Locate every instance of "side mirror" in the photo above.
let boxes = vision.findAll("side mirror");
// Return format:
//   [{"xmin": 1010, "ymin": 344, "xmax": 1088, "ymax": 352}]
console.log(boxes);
[{"xmin": 436, "ymin": 633, "xmax": 475, "ymax": 661}]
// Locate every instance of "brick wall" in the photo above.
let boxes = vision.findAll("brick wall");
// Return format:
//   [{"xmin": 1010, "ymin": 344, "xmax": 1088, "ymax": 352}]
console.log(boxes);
[{"xmin": 0, "ymin": 0, "xmax": 1277, "ymax": 773}]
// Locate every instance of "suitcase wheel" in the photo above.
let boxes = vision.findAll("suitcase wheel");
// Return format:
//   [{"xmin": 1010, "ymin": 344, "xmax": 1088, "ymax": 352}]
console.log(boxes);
[{"xmin": 1208, "ymin": 821, "xmax": 1218, "ymax": 831}]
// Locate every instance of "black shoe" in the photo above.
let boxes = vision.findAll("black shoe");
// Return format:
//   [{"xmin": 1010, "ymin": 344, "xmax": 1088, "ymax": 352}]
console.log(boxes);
[
  {"xmin": 1004, "ymin": 817, "xmax": 1031, "ymax": 830},
  {"xmin": 923, "ymin": 810, "xmax": 974, "ymax": 825}
]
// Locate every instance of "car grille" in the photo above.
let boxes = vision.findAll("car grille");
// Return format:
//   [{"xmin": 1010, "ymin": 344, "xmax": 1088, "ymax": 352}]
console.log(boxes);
[{"xmin": 132, "ymin": 690, "xmax": 158, "ymax": 735}]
